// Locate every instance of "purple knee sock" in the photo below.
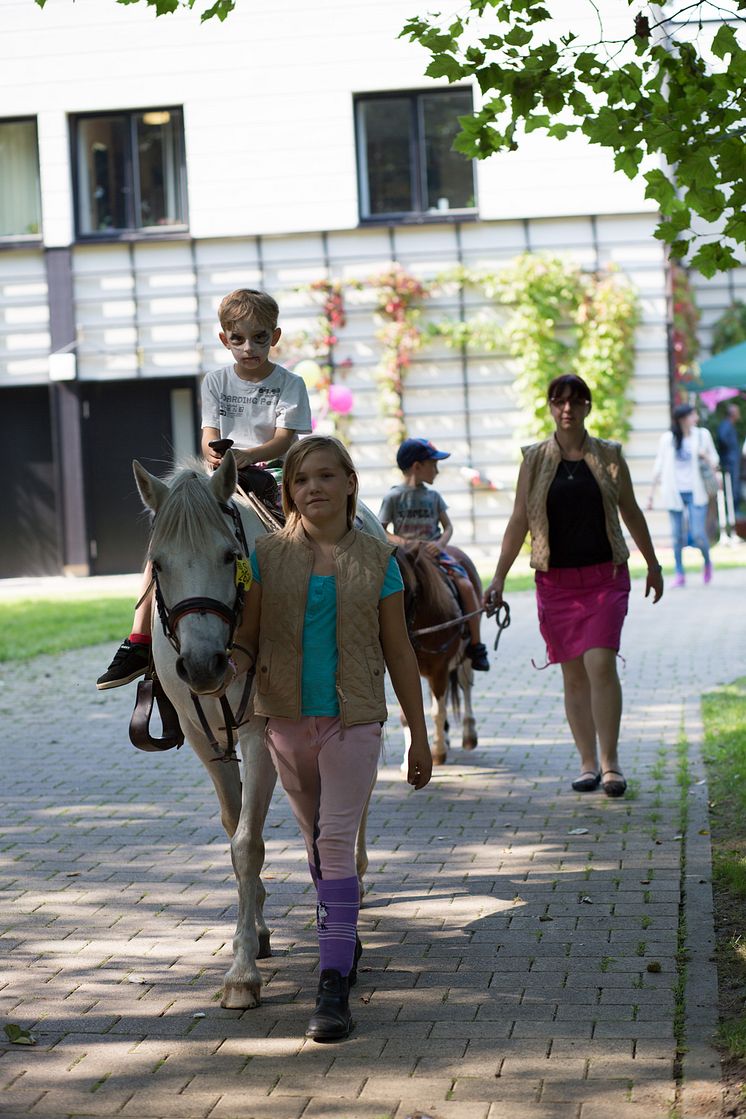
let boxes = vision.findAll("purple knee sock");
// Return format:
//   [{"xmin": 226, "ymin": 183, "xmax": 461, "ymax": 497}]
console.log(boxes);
[{"xmin": 315, "ymin": 875, "xmax": 359, "ymax": 977}]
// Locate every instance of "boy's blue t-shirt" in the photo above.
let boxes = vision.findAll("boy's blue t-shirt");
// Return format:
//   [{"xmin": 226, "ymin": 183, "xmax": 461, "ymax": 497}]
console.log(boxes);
[{"xmin": 250, "ymin": 551, "xmax": 403, "ymax": 716}]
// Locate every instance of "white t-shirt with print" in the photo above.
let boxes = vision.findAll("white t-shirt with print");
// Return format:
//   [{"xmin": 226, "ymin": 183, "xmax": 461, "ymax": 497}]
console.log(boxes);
[{"xmin": 201, "ymin": 363, "xmax": 312, "ymax": 450}]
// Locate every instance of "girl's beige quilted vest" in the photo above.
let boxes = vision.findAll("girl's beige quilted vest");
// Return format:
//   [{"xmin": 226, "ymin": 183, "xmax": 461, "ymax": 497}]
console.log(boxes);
[{"xmin": 253, "ymin": 524, "xmax": 394, "ymax": 725}]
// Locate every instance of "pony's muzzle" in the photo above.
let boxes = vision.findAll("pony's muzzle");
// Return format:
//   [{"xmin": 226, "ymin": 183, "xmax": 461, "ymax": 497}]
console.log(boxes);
[{"xmin": 175, "ymin": 650, "xmax": 230, "ymax": 693}]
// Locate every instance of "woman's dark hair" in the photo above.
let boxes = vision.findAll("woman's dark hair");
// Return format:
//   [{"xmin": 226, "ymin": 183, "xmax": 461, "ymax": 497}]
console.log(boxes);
[
  {"xmin": 547, "ymin": 374, "xmax": 592, "ymax": 406},
  {"xmin": 671, "ymin": 403, "xmax": 695, "ymax": 452}
]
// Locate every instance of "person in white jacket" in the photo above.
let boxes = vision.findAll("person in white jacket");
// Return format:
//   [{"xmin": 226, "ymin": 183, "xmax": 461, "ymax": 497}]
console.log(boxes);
[{"xmin": 648, "ymin": 403, "xmax": 719, "ymax": 586}]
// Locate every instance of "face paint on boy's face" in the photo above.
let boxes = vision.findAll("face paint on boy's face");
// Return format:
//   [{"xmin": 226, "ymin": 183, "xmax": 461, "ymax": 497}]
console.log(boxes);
[{"xmin": 221, "ymin": 318, "xmax": 278, "ymax": 373}]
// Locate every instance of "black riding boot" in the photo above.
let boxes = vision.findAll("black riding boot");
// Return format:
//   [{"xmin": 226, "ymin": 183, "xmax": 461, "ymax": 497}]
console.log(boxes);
[{"xmin": 305, "ymin": 969, "xmax": 353, "ymax": 1042}]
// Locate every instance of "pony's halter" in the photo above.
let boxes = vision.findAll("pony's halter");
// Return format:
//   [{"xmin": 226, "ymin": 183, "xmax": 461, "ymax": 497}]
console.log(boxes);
[
  {"xmin": 152, "ymin": 499, "xmax": 249, "ymax": 657},
  {"xmin": 149, "ymin": 498, "xmax": 254, "ymax": 764}
]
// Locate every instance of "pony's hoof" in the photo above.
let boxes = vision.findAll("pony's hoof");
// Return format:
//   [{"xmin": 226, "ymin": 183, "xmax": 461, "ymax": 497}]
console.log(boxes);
[
  {"xmin": 432, "ymin": 753, "xmax": 447, "ymax": 766},
  {"xmin": 257, "ymin": 933, "xmax": 272, "ymax": 960},
  {"xmin": 462, "ymin": 739, "xmax": 478, "ymax": 751},
  {"xmin": 221, "ymin": 983, "xmax": 261, "ymax": 1010}
]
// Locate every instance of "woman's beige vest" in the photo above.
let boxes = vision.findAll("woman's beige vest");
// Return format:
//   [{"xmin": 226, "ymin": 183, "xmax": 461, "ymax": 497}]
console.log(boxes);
[
  {"xmin": 253, "ymin": 523, "xmax": 395, "ymax": 725},
  {"xmin": 522, "ymin": 435, "xmax": 630, "ymax": 571}
]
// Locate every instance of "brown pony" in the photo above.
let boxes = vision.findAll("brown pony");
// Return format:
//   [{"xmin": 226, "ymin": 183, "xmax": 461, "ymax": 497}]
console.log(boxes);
[{"xmin": 396, "ymin": 542, "xmax": 478, "ymax": 765}]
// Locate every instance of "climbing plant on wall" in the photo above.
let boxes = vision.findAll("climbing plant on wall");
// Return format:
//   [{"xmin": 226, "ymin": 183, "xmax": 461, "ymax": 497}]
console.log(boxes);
[
  {"xmin": 670, "ymin": 263, "xmax": 700, "ymax": 403},
  {"xmin": 429, "ymin": 255, "xmax": 640, "ymax": 442},
  {"xmin": 571, "ymin": 268, "xmax": 640, "ymax": 442},
  {"xmin": 284, "ymin": 255, "xmax": 640, "ymax": 447},
  {"xmin": 283, "ymin": 279, "xmax": 355, "ymax": 439},
  {"xmin": 363, "ymin": 266, "xmax": 432, "ymax": 446},
  {"xmin": 710, "ymin": 301, "xmax": 746, "ymax": 355}
]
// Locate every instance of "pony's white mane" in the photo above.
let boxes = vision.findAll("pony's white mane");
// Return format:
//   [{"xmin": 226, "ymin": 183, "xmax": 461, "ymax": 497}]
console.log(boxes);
[{"xmin": 148, "ymin": 460, "xmax": 238, "ymax": 557}]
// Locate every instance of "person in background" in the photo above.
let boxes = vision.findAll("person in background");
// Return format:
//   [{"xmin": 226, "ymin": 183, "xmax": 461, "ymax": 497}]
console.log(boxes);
[
  {"xmin": 484, "ymin": 374, "xmax": 663, "ymax": 798},
  {"xmin": 379, "ymin": 438, "xmax": 490, "ymax": 672},
  {"xmin": 716, "ymin": 402, "xmax": 742, "ymax": 514},
  {"xmin": 648, "ymin": 403, "xmax": 719, "ymax": 587}
]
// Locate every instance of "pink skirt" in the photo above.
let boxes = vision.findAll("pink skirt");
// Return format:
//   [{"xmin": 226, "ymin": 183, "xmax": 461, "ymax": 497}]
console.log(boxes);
[{"xmin": 535, "ymin": 562, "xmax": 630, "ymax": 665}]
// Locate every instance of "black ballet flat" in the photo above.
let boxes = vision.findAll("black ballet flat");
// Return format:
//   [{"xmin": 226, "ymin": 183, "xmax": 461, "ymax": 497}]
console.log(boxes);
[
  {"xmin": 571, "ymin": 771, "xmax": 601, "ymax": 792},
  {"xmin": 601, "ymin": 770, "xmax": 627, "ymax": 798}
]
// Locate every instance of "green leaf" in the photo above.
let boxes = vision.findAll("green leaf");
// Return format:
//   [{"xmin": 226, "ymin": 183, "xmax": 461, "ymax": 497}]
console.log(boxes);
[
  {"xmin": 613, "ymin": 149, "xmax": 643, "ymax": 179},
  {"xmin": 4, "ymin": 1024, "xmax": 37, "ymax": 1046},
  {"xmin": 711, "ymin": 25, "xmax": 739, "ymax": 60},
  {"xmin": 425, "ymin": 54, "xmax": 465, "ymax": 81},
  {"xmin": 690, "ymin": 241, "xmax": 740, "ymax": 278},
  {"xmin": 644, "ymin": 169, "xmax": 676, "ymax": 209},
  {"xmin": 548, "ymin": 122, "xmax": 573, "ymax": 140},
  {"xmin": 200, "ymin": 0, "xmax": 234, "ymax": 18},
  {"xmin": 504, "ymin": 26, "xmax": 533, "ymax": 47}
]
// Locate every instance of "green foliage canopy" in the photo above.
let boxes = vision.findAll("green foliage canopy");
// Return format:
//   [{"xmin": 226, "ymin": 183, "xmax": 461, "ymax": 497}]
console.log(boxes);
[
  {"xmin": 33, "ymin": 0, "xmax": 235, "ymax": 21},
  {"xmin": 401, "ymin": 1, "xmax": 746, "ymax": 277}
]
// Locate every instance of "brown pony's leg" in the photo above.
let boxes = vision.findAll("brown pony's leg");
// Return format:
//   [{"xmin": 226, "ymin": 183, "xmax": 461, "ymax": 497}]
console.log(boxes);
[{"xmin": 444, "ymin": 544, "xmax": 483, "ymax": 599}]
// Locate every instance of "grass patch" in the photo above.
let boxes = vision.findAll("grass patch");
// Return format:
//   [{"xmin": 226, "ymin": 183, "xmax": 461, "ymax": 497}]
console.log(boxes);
[
  {"xmin": 720, "ymin": 1017, "xmax": 746, "ymax": 1061},
  {"xmin": 702, "ymin": 677, "xmax": 746, "ymax": 1108},
  {"xmin": 0, "ymin": 597, "xmax": 133, "ymax": 663}
]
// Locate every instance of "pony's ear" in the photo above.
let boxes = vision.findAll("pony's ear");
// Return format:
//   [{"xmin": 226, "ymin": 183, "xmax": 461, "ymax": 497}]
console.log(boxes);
[
  {"xmin": 133, "ymin": 460, "xmax": 169, "ymax": 514},
  {"xmin": 208, "ymin": 451, "xmax": 237, "ymax": 504}
]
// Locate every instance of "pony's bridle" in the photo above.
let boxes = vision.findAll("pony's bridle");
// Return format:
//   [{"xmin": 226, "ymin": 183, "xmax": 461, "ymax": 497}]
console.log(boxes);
[{"xmin": 149, "ymin": 499, "xmax": 254, "ymax": 763}]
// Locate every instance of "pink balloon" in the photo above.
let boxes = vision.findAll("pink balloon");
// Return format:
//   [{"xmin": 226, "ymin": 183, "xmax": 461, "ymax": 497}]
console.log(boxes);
[{"xmin": 328, "ymin": 384, "xmax": 354, "ymax": 414}]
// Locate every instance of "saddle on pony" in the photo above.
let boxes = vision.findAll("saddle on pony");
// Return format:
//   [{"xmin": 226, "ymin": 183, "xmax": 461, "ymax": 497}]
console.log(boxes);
[{"xmin": 398, "ymin": 541, "xmax": 490, "ymax": 671}]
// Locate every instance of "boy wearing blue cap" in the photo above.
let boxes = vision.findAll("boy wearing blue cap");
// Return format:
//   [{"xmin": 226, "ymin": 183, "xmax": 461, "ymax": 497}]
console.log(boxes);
[{"xmin": 379, "ymin": 438, "xmax": 489, "ymax": 671}]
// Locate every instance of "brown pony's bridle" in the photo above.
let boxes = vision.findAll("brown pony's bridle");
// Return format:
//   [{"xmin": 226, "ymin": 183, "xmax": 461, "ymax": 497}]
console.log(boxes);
[{"xmin": 149, "ymin": 499, "xmax": 255, "ymax": 763}]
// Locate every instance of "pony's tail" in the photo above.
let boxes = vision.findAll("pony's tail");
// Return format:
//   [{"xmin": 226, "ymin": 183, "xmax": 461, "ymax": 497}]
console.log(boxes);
[{"xmin": 448, "ymin": 668, "xmax": 461, "ymax": 718}]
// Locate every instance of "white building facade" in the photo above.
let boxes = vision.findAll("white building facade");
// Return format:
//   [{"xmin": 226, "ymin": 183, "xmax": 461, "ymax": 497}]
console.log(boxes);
[{"xmin": 1, "ymin": 0, "xmax": 684, "ymax": 576}]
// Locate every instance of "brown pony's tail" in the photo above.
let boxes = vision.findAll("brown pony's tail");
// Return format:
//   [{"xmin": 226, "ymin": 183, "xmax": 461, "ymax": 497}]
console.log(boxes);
[{"xmin": 448, "ymin": 667, "xmax": 462, "ymax": 718}]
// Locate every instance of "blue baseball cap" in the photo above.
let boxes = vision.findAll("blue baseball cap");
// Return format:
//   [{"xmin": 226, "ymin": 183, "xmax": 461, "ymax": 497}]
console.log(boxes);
[{"xmin": 396, "ymin": 438, "xmax": 451, "ymax": 471}]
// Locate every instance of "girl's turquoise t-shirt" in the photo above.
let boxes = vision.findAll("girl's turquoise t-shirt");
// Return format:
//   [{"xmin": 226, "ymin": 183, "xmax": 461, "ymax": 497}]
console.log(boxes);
[{"xmin": 250, "ymin": 551, "xmax": 403, "ymax": 716}]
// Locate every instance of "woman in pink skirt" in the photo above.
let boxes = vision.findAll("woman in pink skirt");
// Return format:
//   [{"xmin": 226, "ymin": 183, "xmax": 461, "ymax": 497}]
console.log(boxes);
[{"xmin": 484, "ymin": 375, "xmax": 664, "ymax": 797}]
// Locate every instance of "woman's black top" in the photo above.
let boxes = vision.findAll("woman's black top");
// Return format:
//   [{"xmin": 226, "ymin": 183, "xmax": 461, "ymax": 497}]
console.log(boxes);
[{"xmin": 547, "ymin": 460, "xmax": 613, "ymax": 568}]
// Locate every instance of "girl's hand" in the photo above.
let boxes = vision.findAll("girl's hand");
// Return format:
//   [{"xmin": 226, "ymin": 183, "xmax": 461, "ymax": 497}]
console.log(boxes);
[{"xmin": 407, "ymin": 739, "xmax": 432, "ymax": 789}]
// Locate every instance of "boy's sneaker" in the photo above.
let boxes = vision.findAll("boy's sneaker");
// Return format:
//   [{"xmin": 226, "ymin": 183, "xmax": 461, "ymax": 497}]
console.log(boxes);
[
  {"xmin": 96, "ymin": 639, "xmax": 150, "ymax": 690},
  {"xmin": 466, "ymin": 642, "xmax": 490, "ymax": 671}
]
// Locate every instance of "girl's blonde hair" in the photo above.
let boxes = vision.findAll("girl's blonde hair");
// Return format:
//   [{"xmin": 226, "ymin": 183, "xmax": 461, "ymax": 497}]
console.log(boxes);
[{"xmin": 282, "ymin": 436, "xmax": 359, "ymax": 530}]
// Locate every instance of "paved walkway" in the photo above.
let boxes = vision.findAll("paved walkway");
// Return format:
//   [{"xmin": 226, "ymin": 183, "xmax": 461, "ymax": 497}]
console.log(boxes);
[{"xmin": 1, "ymin": 568, "xmax": 745, "ymax": 1119}]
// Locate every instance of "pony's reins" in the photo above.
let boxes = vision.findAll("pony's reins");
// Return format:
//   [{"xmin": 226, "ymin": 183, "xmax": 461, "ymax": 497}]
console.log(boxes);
[{"xmin": 410, "ymin": 601, "xmax": 511, "ymax": 653}]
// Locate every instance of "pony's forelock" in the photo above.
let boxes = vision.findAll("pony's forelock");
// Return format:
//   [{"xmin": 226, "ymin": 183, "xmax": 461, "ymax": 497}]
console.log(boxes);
[{"xmin": 148, "ymin": 463, "xmax": 238, "ymax": 558}]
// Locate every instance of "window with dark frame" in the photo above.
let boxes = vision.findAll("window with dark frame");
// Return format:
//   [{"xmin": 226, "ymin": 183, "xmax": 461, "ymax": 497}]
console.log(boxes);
[
  {"xmin": 0, "ymin": 118, "xmax": 42, "ymax": 240},
  {"xmin": 355, "ymin": 88, "xmax": 476, "ymax": 221},
  {"xmin": 73, "ymin": 108, "xmax": 187, "ymax": 237}
]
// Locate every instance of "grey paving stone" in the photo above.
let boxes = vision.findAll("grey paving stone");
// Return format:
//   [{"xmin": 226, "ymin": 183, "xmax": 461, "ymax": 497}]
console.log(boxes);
[{"xmin": 2, "ymin": 568, "xmax": 743, "ymax": 1117}]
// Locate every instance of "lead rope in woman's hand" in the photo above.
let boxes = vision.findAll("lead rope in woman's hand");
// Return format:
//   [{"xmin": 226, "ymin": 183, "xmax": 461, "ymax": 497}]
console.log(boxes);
[{"xmin": 486, "ymin": 600, "xmax": 511, "ymax": 653}]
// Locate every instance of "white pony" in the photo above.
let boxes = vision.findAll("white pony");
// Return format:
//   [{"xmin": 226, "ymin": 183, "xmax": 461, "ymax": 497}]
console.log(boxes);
[{"xmin": 132, "ymin": 452, "xmax": 383, "ymax": 1010}]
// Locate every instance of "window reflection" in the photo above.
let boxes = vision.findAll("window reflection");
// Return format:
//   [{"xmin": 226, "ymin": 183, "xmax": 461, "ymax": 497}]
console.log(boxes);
[
  {"xmin": 0, "ymin": 119, "xmax": 42, "ymax": 239},
  {"xmin": 356, "ymin": 89, "xmax": 476, "ymax": 220},
  {"xmin": 75, "ymin": 108, "xmax": 187, "ymax": 236}
]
